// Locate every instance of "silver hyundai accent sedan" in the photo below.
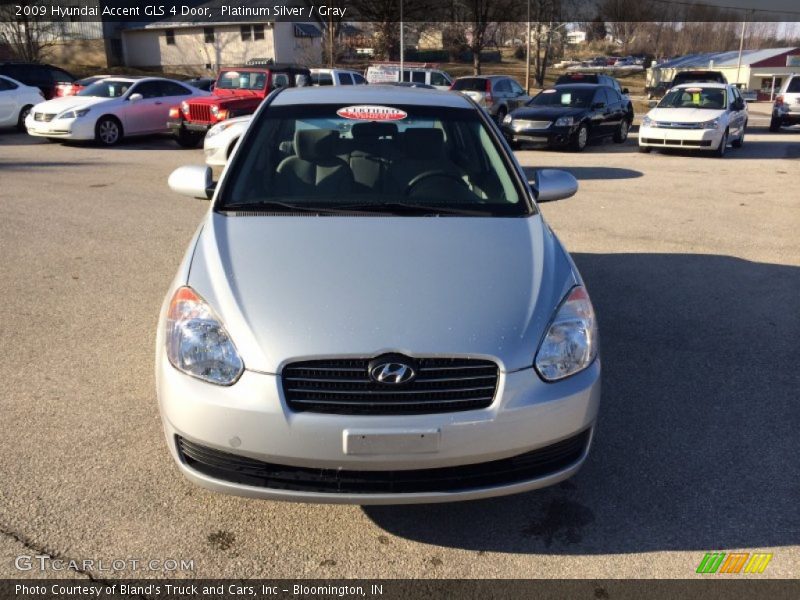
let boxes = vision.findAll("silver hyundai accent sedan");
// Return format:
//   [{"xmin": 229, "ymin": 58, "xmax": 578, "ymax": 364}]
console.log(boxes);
[{"xmin": 157, "ymin": 86, "xmax": 600, "ymax": 504}]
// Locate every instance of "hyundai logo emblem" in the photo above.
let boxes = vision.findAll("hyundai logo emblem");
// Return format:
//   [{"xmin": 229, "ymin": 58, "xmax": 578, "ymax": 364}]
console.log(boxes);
[{"xmin": 369, "ymin": 360, "xmax": 416, "ymax": 384}]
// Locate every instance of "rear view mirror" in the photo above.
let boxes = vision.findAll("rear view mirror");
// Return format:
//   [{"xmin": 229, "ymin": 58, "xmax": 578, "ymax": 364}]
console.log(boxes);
[
  {"xmin": 128, "ymin": 93, "xmax": 143, "ymax": 103},
  {"xmin": 168, "ymin": 165, "xmax": 215, "ymax": 200},
  {"xmin": 531, "ymin": 169, "xmax": 578, "ymax": 202}
]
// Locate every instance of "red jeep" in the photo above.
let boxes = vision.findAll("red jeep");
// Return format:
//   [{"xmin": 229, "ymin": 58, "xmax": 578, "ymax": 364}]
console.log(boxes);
[{"xmin": 168, "ymin": 63, "xmax": 311, "ymax": 147}]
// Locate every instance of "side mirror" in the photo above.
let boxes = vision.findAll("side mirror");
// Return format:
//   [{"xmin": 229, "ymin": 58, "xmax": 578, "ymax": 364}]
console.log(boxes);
[
  {"xmin": 648, "ymin": 99, "xmax": 658, "ymax": 108},
  {"xmin": 168, "ymin": 165, "xmax": 215, "ymax": 200},
  {"xmin": 592, "ymin": 102, "xmax": 605, "ymax": 109},
  {"xmin": 128, "ymin": 93, "xmax": 143, "ymax": 102},
  {"xmin": 622, "ymin": 87, "xmax": 630, "ymax": 94},
  {"xmin": 531, "ymin": 169, "xmax": 578, "ymax": 202}
]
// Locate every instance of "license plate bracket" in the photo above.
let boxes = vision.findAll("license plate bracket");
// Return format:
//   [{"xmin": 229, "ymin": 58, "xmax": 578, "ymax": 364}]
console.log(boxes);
[{"xmin": 343, "ymin": 429, "xmax": 441, "ymax": 455}]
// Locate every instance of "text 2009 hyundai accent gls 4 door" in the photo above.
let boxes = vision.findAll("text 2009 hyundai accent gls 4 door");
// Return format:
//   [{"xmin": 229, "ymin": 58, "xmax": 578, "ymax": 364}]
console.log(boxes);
[{"xmin": 157, "ymin": 86, "xmax": 600, "ymax": 504}]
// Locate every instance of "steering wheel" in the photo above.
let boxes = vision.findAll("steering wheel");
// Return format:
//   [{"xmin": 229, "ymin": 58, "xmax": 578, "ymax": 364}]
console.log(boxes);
[{"xmin": 404, "ymin": 170, "xmax": 468, "ymax": 196}]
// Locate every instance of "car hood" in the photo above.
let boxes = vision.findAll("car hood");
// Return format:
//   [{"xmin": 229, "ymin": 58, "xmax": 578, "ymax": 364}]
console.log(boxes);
[
  {"xmin": 33, "ymin": 95, "xmax": 111, "ymax": 113},
  {"xmin": 646, "ymin": 107, "xmax": 726, "ymax": 123},
  {"xmin": 510, "ymin": 106, "xmax": 586, "ymax": 121},
  {"xmin": 186, "ymin": 213, "xmax": 578, "ymax": 373}
]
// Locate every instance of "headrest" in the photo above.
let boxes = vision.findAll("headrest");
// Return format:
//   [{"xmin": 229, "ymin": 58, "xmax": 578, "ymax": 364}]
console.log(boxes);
[
  {"xmin": 351, "ymin": 122, "xmax": 398, "ymax": 140},
  {"xmin": 294, "ymin": 129, "xmax": 339, "ymax": 162},
  {"xmin": 402, "ymin": 128, "xmax": 444, "ymax": 160}
]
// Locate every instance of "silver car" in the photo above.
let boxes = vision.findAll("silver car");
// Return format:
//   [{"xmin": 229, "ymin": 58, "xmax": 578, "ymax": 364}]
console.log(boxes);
[
  {"xmin": 158, "ymin": 87, "xmax": 600, "ymax": 504},
  {"xmin": 451, "ymin": 75, "xmax": 531, "ymax": 123}
]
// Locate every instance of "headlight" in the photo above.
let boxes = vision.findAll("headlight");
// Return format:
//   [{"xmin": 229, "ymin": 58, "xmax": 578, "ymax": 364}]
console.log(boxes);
[
  {"xmin": 555, "ymin": 116, "xmax": 575, "ymax": 127},
  {"xmin": 641, "ymin": 116, "xmax": 653, "ymax": 127},
  {"xmin": 701, "ymin": 118, "xmax": 721, "ymax": 129},
  {"xmin": 59, "ymin": 108, "xmax": 90, "ymax": 119},
  {"xmin": 206, "ymin": 122, "xmax": 232, "ymax": 139},
  {"xmin": 166, "ymin": 287, "xmax": 243, "ymax": 385},
  {"xmin": 502, "ymin": 114, "xmax": 513, "ymax": 125},
  {"xmin": 535, "ymin": 286, "xmax": 598, "ymax": 381}
]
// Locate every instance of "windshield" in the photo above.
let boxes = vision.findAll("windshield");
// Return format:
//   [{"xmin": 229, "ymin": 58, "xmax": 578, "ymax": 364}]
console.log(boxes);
[
  {"xmin": 452, "ymin": 78, "xmax": 488, "ymax": 92},
  {"xmin": 529, "ymin": 88, "xmax": 594, "ymax": 108},
  {"xmin": 217, "ymin": 70, "xmax": 267, "ymax": 90},
  {"xmin": 659, "ymin": 87, "xmax": 727, "ymax": 109},
  {"xmin": 77, "ymin": 80, "xmax": 132, "ymax": 97},
  {"xmin": 219, "ymin": 104, "xmax": 529, "ymax": 217}
]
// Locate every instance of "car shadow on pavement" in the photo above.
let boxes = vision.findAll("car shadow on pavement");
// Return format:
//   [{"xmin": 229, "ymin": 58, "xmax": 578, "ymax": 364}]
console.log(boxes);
[
  {"xmin": 363, "ymin": 252, "xmax": 800, "ymax": 555},
  {"xmin": 0, "ymin": 131, "xmax": 188, "ymax": 151},
  {"xmin": 521, "ymin": 166, "xmax": 643, "ymax": 181},
  {"xmin": 0, "ymin": 160, "xmax": 102, "ymax": 171}
]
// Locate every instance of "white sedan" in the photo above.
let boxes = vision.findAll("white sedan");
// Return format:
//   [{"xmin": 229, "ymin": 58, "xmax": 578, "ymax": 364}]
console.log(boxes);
[
  {"xmin": 638, "ymin": 83, "xmax": 748, "ymax": 157},
  {"xmin": 0, "ymin": 75, "xmax": 44, "ymax": 131},
  {"xmin": 203, "ymin": 116, "xmax": 251, "ymax": 166},
  {"xmin": 25, "ymin": 77, "xmax": 209, "ymax": 145}
]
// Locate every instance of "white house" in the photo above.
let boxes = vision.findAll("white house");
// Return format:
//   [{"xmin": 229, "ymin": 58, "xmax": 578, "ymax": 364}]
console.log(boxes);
[
  {"xmin": 566, "ymin": 30, "xmax": 587, "ymax": 45},
  {"xmin": 122, "ymin": 21, "xmax": 322, "ymax": 73}
]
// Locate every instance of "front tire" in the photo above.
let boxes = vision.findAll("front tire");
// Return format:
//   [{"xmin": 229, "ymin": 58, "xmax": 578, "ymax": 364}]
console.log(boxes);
[
  {"xmin": 570, "ymin": 124, "xmax": 588, "ymax": 152},
  {"xmin": 714, "ymin": 130, "xmax": 728, "ymax": 157},
  {"xmin": 95, "ymin": 116, "xmax": 122, "ymax": 146},
  {"xmin": 175, "ymin": 128, "xmax": 203, "ymax": 148},
  {"xmin": 638, "ymin": 145, "xmax": 652, "ymax": 153},
  {"xmin": 768, "ymin": 116, "xmax": 781, "ymax": 132},
  {"xmin": 613, "ymin": 120, "xmax": 629, "ymax": 143},
  {"xmin": 495, "ymin": 107, "xmax": 507, "ymax": 126},
  {"xmin": 17, "ymin": 105, "xmax": 33, "ymax": 132},
  {"xmin": 731, "ymin": 123, "xmax": 746, "ymax": 148}
]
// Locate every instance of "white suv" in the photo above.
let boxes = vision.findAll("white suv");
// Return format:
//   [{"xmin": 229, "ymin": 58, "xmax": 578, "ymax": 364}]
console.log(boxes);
[
  {"xmin": 310, "ymin": 68, "xmax": 367, "ymax": 87},
  {"xmin": 769, "ymin": 74, "xmax": 800, "ymax": 131}
]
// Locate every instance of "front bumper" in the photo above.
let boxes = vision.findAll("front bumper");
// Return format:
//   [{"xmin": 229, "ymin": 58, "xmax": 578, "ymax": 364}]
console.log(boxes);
[
  {"xmin": 638, "ymin": 124, "xmax": 722, "ymax": 149},
  {"xmin": 167, "ymin": 118, "xmax": 212, "ymax": 135},
  {"xmin": 25, "ymin": 114, "xmax": 95, "ymax": 140},
  {"xmin": 156, "ymin": 351, "xmax": 601, "ymax": 504},
  {"xmin": 501, "ymin": 123, "xmax": 574, "ymax": 147}
]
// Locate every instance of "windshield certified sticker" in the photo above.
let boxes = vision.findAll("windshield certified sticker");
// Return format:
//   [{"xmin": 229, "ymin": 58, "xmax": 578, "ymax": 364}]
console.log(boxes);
[{"xmin": 336, "ymin": 105, "xmax": 408, "ymax": 121}]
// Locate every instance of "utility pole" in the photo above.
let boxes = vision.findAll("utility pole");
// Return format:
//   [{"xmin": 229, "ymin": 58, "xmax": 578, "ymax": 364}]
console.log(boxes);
[
  {"xmin": 328, "ymin": 12, "xmax": 334, "ymax": 67},
  {"xmin": 735, "ymin": 20, "xmax": 747, "ymax": 86},
  {"xmin": 525, "ymin": 0, "xmax": 531, "ymax": 93},
  {"xmin": 399, "ymin": 0, "xmax": 404, "ymax": 75}
]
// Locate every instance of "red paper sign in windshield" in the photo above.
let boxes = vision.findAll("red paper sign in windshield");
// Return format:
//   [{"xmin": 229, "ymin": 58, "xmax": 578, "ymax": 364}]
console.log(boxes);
[{"xmin": 336, "ymin": 105, "xmax": 408, "ymax": 121}]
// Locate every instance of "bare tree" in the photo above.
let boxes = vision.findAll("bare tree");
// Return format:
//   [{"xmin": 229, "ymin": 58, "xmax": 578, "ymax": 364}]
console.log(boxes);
[{"xmin": 0, "ymin": 1, "xmax": 58, "ymax": 62}]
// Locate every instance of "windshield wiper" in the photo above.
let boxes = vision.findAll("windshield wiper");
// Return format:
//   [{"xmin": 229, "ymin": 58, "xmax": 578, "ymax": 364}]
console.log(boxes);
[
  {"xmin": 331, "ymin": 202, "xmax": 490, "ymax": 216},
  {"xmin": 218, "ymin": 201, "xmax": 378, "ymax": 215}
]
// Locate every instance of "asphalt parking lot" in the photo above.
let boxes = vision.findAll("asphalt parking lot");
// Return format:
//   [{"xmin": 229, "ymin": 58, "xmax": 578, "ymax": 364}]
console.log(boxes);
[{"xmin": 1, "ymin": 109, "xmax": 798, "ymax": 579}]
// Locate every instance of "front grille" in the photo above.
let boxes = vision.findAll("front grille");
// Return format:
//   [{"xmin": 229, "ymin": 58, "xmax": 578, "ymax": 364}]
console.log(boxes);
[
  {"xmin": 187, "ymin": 104, "xmax": 212, "ymax": 123},
  {"xmin": 176, "ymin": 429, "xmax": 590, "ymax": 494},
  {"xmin": 514, "ymin": 119, "xmax": 551, "ymax": 130},
  {"xmin": 34, "ymin": 112, "xmax": 56, "ymax": 122},
  {"xmin": 281, "ymin": 357, "xmax": 499, "ymax": 415},
  {"xmin": 652, "ymin": 121, "xmax": 704, "ymax": 129},
  {"xmin": 641, "ymin": 138, "xmax": 712, "ymax": 147}
]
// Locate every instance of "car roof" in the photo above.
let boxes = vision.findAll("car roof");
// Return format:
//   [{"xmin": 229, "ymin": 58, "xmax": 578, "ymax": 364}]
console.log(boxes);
[
  {"xmin": 551, "ymin": 83, "xmax": 604, "ymax": 89},
  {"xmin": 456, "ymin": 75, "xmax": 507, "ymax": 80},
  {"xmin": 272, "ymin": 86, "xmax": 473, "ymax": 108}
]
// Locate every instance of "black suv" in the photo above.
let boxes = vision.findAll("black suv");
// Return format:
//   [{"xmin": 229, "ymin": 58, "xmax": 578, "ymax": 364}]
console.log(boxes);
[
  {"xmin": 0, "ymin": 62, "xmax": 76, "ymax": 99},
  {"xmin": 671, "ymin": 70, "xmax": 727, "ymax": 87}
]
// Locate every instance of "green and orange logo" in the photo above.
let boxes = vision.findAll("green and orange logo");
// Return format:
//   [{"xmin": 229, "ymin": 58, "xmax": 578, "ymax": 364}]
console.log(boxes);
[{"xmin": 696, "ymin": 552, "xmax": 772, "ymax": 574}]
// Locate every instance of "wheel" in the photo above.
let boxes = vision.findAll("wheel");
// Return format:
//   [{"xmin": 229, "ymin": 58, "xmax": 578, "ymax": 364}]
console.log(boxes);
[
  {"xmin": 570, "ymin": 124, "xmax": 588, "ymax": 152},
  {"xmin": 731, "ymin": 123, "xmax": 746, "ymax": 148},
  {"xmin": 495, "ymin": 107, "xmax": 507, "ymax": 125},
  {"xmin": 638, "ymin": 145, "xmax": 651, "ymax": 153},
  {"xmin": 17, "ymin": 104, "xmax": 33, "ymax": 132},
  {"xmin": 613, "ymin": 119, "xmax": 629, "ymax": 143},
  {"xmin": 175, "ymin": 128, "xmax": 203, "ymax": 148},
  {"xmin": 95, "ymin": 116, "xmax": 122, "ymax": 146},
  {"xmin": 714, "ymin": 130, "xmax": 728, "ymax": 157},
  {"xmin": 768, "ymin": 116, "xmax": 781, "ymax": 132}
]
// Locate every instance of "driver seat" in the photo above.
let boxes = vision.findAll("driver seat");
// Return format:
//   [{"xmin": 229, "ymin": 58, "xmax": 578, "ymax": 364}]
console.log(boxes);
[
  {"xmin": 388, "ymin": 128, "xmax": 464, "ymax": 192},
  {"xmin": 274, "ymin": 129, "xmax": 354, "ymax": 197}
]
